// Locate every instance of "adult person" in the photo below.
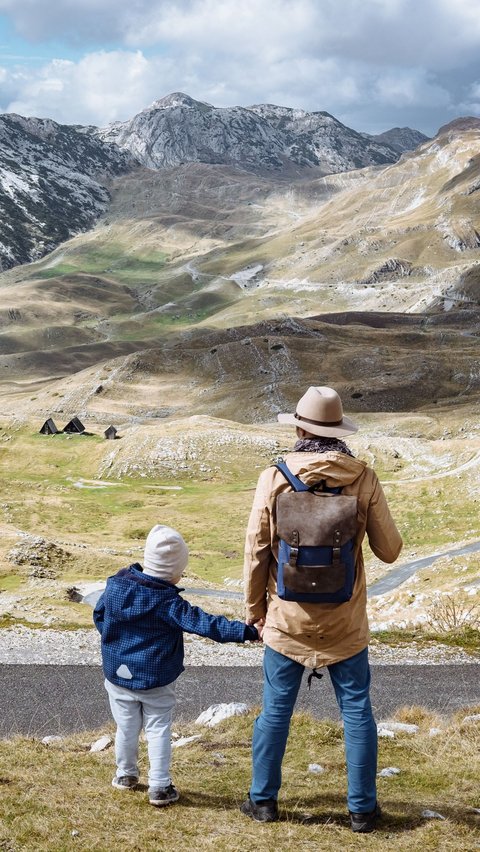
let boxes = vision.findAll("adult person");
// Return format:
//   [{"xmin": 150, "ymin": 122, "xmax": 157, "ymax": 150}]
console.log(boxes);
[{"xmin": 240, "ymin": 386, "xmax": 402, "ymax": 833}]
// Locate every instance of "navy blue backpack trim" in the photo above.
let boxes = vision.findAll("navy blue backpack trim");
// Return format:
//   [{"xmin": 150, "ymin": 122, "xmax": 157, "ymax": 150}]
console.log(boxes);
[{"xmin": 275, "ymin": 461, "xmax": 357, "ymax": 604}]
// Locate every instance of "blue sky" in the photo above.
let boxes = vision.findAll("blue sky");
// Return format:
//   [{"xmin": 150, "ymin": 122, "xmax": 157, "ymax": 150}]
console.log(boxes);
[
  {"xmin": 1, "ymin": 0, "xmax": 480, "ymax": 134},
  {"xmin": 0, "ymin": 18, "xmax": 84, "ymax": 65}
]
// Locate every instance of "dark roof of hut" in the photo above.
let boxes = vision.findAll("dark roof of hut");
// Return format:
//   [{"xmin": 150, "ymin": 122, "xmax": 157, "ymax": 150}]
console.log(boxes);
[
  {"xmin": 63, "ymin": 416, "xmax": 85, "ymax": 433},
  {"xmin": 39, "ymin": 418, "xmax": 59, "ymax": 435}
]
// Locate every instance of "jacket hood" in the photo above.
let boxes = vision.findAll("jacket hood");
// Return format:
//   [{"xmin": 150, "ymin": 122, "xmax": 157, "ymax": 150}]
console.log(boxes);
[
  {"xmin": 105, "ymin": 565, "xmax": 181, "ymax": 623},
  {"xmin": 284, "ymin": 451, "xmax": 367, "ymax": 487}
]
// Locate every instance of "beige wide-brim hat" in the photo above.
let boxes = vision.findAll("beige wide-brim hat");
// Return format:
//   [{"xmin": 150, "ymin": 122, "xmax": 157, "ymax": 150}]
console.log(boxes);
[{"xmin": 278, "ymin": 386, "xmax": 358, "ymax": 438}]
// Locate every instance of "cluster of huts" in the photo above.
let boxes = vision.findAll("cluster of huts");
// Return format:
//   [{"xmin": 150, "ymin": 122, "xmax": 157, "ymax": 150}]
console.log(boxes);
[{"xmin": 39, "ymin": 417, "xmax": 119, "ymax": 440}]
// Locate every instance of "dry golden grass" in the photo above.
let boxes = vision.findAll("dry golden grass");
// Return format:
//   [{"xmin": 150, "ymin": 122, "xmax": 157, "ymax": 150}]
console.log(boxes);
[{"xmin": 0, "ymin": 710, "xmax": 478, "ymax": 851}]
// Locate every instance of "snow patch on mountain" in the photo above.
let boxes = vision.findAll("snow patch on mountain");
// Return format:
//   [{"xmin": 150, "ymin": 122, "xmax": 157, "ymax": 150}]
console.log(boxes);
[{"xmin": 0, "ymin": 114, "xmax": 134, "ymax": 270}]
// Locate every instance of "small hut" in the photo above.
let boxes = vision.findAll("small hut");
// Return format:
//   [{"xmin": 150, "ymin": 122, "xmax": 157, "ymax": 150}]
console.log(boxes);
[
  {"xmin": 39, "ymin": 418, "xmax": 59, "ymax": 435},
  {"xmin": 104, "ymin": 425, "xmax": 118, "ymax": 440},
  {"xmin": 63, "ymin": 416, "xmax": 85, "ymax": 434}
]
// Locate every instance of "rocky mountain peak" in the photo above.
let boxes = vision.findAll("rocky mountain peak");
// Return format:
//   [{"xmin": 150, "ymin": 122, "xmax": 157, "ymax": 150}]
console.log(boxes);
[
  {"xmin": 369, "ymin": 126, "xmax": 430, "ymax": 154},
  {"xmin": 97, "ymin": 93, "xmax": 400, "ymax": 175},
  {"xmin": 0, "ymin": 93, "xmax": 433, "ymax": 271},
  {"xmin": 248, "ymin": 103, "xmax": 334, "ymax": 123},
  {"xmin": 148, "ymin": 92, "xmax": 213, "ymax": 111}
]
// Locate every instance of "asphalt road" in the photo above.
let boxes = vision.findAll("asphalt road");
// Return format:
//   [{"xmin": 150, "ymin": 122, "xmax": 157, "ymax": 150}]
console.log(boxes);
[
  {"xmin": 181, "ymin": 540, "xmax": 480, "ymax": 603},
  {"xmin": 367, "ymin": 540, "xmax": 480, "ymax": 597},
  {"xmin": 0, "ymin": 664, "xmax": 478, "ymax": 739}
]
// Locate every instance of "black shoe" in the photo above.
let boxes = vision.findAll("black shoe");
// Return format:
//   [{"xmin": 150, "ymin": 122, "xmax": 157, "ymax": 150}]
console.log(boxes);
[
  {"xmin": 111, "ymin": 774, "xmax": 139, "ymax": 790},
  {"xmin": 240, "ymin": 795, "xmax": 279, "ymax": 822},
  {"xmin": 349, "ymin": 802, "xmax": 381, "ymax": 833},
  {"xmin": 148, "ymin": 783, "xmax": 180, "ymax": 807}
]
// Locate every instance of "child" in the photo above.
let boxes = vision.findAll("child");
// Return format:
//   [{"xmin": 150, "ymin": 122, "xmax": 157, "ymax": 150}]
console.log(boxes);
[{"xmin": 93, "ymin": 524, "xmax": 259, "ymax": 807}]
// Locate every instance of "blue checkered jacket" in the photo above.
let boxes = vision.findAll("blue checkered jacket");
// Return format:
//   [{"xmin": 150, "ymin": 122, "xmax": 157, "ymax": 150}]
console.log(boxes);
[{"xmin": 93, "ymin": 564, "xmax": 257, "ymax": 690}]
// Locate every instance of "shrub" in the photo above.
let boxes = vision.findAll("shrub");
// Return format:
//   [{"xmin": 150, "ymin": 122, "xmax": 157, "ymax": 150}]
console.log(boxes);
[{"xmin": 427, "ymin": 594, "xmax": 479, "ymax": 635}]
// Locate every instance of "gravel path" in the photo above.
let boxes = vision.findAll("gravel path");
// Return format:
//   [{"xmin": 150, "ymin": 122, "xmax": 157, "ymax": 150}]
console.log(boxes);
[{"xmin": 0, "ymin": 626, "xmax": 477, "ymax": 666}]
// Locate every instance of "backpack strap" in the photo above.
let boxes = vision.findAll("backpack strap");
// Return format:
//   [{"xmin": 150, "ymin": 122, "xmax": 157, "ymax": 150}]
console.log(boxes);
[
  {"xmin": 274, "ymin": 461, "xmax": 342, "ymax": 494},
  {"xmin": 274, "ymin": 461, "xmax": 308, "ymax": 491}
]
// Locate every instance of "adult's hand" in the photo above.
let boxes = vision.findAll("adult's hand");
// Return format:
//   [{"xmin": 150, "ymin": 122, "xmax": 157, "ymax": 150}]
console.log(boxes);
[{"xmin": 253, "ymin": 618, "xmax": 265, "ymax": 641}]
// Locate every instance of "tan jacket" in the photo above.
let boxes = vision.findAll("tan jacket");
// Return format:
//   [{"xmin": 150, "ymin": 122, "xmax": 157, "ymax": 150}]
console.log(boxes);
[{"xmin": 244, "ymin": 452, "xmax": 402, "ymax": 668}]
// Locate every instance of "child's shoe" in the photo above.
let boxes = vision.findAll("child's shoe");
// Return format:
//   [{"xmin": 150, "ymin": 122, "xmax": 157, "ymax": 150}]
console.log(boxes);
[
  {"xmin": 148, "ymin": 783, "xmax": 180, "ymax": 807},
  {"xmin": 112, "ymin": 775, "xmax": 139, "ymax": 790}
]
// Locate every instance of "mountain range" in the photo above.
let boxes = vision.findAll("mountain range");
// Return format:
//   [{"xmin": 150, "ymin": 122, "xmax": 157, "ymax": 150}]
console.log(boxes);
[
  {"xmin": 0, "ymin": 93, "xmax": 429, "ymax": 271},
  {"xmin": 0, "ymin": 94, "xmax": 479, "ymax": 428},
  {"xmin": 98, "ymin": 92, "xmax": 425, "ymax": 174}
]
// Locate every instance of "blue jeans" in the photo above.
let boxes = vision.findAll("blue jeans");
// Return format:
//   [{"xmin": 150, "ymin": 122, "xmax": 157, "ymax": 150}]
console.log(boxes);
[{"xmin": 250, "ymin": 646, "xmax": 377, "ymax": 813}]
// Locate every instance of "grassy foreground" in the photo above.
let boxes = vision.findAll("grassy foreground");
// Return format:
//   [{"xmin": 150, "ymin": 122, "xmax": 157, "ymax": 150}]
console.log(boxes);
[{"xmin": 0, "ymin": 709, "xmax": 478, "ymax": 851}]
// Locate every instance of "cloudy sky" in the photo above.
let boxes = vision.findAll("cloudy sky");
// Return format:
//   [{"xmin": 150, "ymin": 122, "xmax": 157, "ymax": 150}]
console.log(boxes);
[{"xmin": 1, "ymin": 0, "xmax": 479, "ymax": 135}]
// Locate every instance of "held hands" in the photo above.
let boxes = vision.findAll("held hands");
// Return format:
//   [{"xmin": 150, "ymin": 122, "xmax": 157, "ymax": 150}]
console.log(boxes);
[{"xmin": 247, "ymin": 618, "xmax": 265, "ymax": 642}]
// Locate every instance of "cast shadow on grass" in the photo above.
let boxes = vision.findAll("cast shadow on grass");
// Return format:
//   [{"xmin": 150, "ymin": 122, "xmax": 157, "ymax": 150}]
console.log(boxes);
[
  {"xmin": 136, "ymin": 784, "xmax": 478, "ymax": 833},
  {"xmin": 282, "ymin": 792, "xmax": 480, "ymax": 833},
  {"xmin": 127, "ymin": 788, "xmax": 479, "ymax": 834}
]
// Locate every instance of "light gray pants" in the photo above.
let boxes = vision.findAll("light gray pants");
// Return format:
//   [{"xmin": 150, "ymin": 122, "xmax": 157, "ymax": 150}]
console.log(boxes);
[{"xmin": 105, "ymin": 679, "xmax": 177, "ymax": 787}]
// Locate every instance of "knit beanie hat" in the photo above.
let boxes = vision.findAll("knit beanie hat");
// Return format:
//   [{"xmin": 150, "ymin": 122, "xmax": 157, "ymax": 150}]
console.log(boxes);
[{"xmin": 143, "ymin": 524, "xmax": 189, "ymax": 584}]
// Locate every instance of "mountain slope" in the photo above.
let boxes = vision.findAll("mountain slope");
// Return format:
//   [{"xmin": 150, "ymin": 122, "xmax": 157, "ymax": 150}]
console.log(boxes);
[
  {"xmin": 194, "ymin": 125, "xmax": 480, "ymax": 322},
  {"xmin": 2, "ymin": 308, "xmax": 478, "ymax": 424},
  {"xmin": 2, "ymin": 124, "xmax": 479, "ymax": 352},
  {"xmin": 0, "ymin": 114, "xmax": 135, "ymax": 270}
]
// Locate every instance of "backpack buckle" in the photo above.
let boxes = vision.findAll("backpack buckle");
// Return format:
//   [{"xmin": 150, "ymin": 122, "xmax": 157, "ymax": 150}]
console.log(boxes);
[
  {"xmin": 332, "ymin": 529, "xmax": 341, "ymax": 565},
  {"xmin": 289, "ymin": 530, "xmax": 299, "ymax": 567}
]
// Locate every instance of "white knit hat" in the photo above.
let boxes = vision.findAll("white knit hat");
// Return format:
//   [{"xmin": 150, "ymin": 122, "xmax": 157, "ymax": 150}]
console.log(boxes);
[{"xmin": 143, "ymin": 525, "xmax": 189, "ymax": 583}]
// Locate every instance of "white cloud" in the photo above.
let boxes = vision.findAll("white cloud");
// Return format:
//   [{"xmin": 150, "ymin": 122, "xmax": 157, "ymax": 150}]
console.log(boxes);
[
  {"xmin": 467, "ymin": 81, "xmax": 480, "ymax": 100},
  {"xmin": 462, "ymin": 102, "xmax": 480, "ymax": 116},
  {"xmin": 0, "ymin": 51, "xmax": 349, "ymax": 124},
  {"xmin": 129, "ymin": 0, "xmax": 318, "ymax": 61},
  {"xmin": 0, "ymin": 0, "xmax": 478, "ymax": 133},
  {"xmin": 4, "ymin": 51, "xmax": 160, "ymax": 125},
  {"xmin": 438, "ymin": 0, "xmax": 480, "ymax": 38},
  {"xmin": 0, "ymin": 49, "xmax": 392, "ymax": 127},
  {"xmin": 0, "ymin": 47, "xmax": 457, "ymax": 133},
  {"xmin": 2, "ymin": 0, "xmax": 480, "ymax": 69},
  {"xmin": 0, "ymin": 0, "xmax": 131, "ymax": 43}
]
